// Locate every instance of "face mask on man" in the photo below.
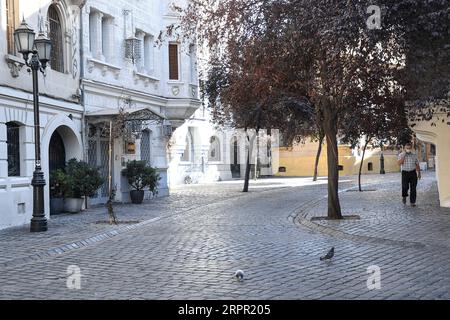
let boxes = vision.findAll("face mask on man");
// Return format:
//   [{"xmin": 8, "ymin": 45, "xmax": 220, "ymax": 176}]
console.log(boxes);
[{"xmin": 405, "ymin": 148, "xmax": 412, "ymax": 154}]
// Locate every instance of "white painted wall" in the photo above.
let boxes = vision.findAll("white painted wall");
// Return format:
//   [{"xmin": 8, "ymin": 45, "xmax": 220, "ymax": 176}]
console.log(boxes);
[
  {"xmin": 0, "ymin": 87, "xmax": 83, "ymax": 230},
  {"xmin": 0, "ymin": 0, "xmax": 84, "ymax": 230}
]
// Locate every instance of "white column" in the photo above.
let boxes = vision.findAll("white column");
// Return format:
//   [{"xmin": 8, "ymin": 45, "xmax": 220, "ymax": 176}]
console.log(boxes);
[{"xmin": 0, "ymin": 123, "xmax": 8, "ymax": 177}]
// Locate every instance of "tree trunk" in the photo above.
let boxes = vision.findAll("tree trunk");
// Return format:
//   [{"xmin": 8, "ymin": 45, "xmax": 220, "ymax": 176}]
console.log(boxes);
[
  {"xmin": 358, "ymin": 139, "xmax": 370, "ymax": 192},
  {"xmin": 313, "ymin": 133, "xmax": 324, "ymax": 181},
  {"xmin": 323, "ymin": 108, "xmax": 343, "ymax": 219},
  {"xmin": 243, "ymin": 146, "xmax": 251, "ymax": 192},
  {"xmin": 243, "ymin": 129, "xmax": 258, "ymax": 192},
  {"xmin": 243, "ymin": 130, "xmax": 251, "ymax": 192}
]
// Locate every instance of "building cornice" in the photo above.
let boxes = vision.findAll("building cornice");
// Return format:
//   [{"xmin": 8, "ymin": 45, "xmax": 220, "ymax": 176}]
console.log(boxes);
[
  {"xmin": 81, "ymin": 79, "xmax": 201, "ymax": 107},
  {"xmin": 0, "ymin": 85, "xmax": 83, "ymax": 113}
]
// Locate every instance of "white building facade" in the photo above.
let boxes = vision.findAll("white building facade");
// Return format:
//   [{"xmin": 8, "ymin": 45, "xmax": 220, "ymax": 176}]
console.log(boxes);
[
  {"xmin": 167, "ymin": 106, "xmax": 276, "ymax": 186},
  {"xmin": 0, "ymin": 0, "xmax": 201, "ymax": 230},
  {"xmin": 80, "ymin": 0, "xmax": 200, "ymax": 204},
  {"xmin": 0, "ymin": 0, "xmax": 85, "ymax": 230}
]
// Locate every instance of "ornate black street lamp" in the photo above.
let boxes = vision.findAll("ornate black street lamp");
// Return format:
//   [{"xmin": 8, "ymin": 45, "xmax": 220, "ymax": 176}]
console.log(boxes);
[{"xmin": 14, "ymin": 19, "xmax": 52, "ymax": 232}]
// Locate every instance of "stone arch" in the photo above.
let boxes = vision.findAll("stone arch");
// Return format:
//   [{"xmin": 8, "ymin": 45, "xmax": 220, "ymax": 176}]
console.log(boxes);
[{"xmin": 41, "ymin": 114, "xmax": 83, "ymax": 217}]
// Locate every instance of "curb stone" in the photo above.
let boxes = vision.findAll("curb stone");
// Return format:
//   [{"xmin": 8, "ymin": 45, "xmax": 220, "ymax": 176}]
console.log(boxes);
[{"xmin": 291, "ymin": 181, "xmax": 430, "ymax": 249}]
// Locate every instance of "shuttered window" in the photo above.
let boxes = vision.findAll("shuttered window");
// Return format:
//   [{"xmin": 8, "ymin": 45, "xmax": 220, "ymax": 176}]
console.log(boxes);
[
  {"xmin": 6, "ymin": 0, "xmax": 19, "ymax": 54},
  {"xmin": 168, "ymin": 43, "xmax": 179, "ymax": 80}
]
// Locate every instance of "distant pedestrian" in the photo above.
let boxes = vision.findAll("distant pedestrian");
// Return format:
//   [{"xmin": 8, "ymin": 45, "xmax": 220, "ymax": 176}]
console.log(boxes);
[{"xmin": 397, "ymin": 143, "xmax": 422, "ymax": 207}]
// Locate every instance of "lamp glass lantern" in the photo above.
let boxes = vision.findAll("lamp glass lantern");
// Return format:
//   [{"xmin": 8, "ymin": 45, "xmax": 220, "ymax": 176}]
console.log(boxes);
[
  {"xmin": 14, "ymin": 19, "xmax": 36, "ymax": 57},
  {"xmin": 34, "ymin": 32, "xmax": 52, "ymax": 66}
]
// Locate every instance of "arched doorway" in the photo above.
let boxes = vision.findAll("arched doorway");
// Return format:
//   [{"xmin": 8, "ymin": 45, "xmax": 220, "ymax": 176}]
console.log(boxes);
[
  {"xmin": 42, "ymin": 116, "xmax": 83, "ymax": 218},
  {"xmin": 230, "ymin": 136, "xmax": 240, "ymax": 178},
  {"xmin": 45, "ymin": 124, "xmax": 83, "ymax": 216},
  {"xmin": 48, "ymin": 130, "xmax": 66, "ymax": 215},
  {"xmin": 49, "ymin": 130, "xmax": 66, "ymax": 171}
]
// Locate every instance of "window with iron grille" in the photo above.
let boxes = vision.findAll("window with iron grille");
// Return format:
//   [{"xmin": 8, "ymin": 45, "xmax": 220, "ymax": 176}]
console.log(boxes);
[
  {"xmin": 48, "ymin": 5, "xmax": 64, "ymax": 73},
  {"xmin": 6, "ymin": 122, "xmax": 20, "ymax": 177},
  {"xmin": 140, "ymin": 130, "xmax": 152, "ymax": 165},
  {"xmin": 6, "ymin": 0, "xmax": 19, "ymax": 55}
]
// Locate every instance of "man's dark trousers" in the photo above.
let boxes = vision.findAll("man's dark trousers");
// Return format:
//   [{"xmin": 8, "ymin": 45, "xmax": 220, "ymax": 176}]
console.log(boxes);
[{"xmin": 402, "ymin": 170, "xmax": 418, "ymax": 204}]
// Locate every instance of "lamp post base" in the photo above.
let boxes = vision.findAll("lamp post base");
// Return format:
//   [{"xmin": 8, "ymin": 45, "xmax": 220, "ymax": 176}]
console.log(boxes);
[
  {"xmin": 30, "ymin": 218, "xmax": 48, "ymax": 232},
  {"xmin": 30, "ymin": 167, "xmax": 47, "ymax": 233}
]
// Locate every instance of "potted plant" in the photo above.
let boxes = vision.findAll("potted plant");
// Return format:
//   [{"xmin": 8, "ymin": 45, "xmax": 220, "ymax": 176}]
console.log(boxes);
[
  {"xmin": 49, "ymin": 169, "xmax": 66, "ymax": 215},
  {"xmin": 64, "ymin": 158, "xmax": 104, "ymax": 213},
  {"xmin": 122, "ymin": 160, "xmax": 160, "ymax": 204}
]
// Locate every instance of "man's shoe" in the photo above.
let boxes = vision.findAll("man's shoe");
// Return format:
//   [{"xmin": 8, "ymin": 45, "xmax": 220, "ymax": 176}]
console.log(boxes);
[
  {"xmin": 402, "ymin": 197, "xmax": 407, "ymax": 204},
  {"xmin": 411, "ymin": 203, "xmax": 417, "ymax": 207}
]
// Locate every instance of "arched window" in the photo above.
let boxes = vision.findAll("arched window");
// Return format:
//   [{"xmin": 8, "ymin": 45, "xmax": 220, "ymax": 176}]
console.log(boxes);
[
  {"xmin": 6, "ymin": 122, "xmax": 21, "ymax": 176},
  {"xmin": 209, "ymin": 136, "xmax": 220, "ymax": 162},
  {"xmin": 48, "ymin": 4, "xmax": 64, "ymax": 73},
  {"xmin": 181, "ymin": 131, "xmax": 194, "ymax": 162}
]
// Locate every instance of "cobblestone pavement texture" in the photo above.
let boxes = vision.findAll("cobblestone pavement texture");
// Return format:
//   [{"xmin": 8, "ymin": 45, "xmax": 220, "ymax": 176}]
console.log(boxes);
[{"xmin": 1, "ymin": 172, "xmax": 449, "ymax": 299}]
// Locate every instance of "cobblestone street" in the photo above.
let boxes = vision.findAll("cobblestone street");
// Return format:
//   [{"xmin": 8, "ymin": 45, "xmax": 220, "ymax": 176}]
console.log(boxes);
[{"xmin": 1, "ymin": 172, "xmax": 450, "ymax": 299}]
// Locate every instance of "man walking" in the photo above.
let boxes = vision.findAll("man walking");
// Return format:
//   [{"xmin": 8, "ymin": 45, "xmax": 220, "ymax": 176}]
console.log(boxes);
[{"xmin": 397, "ymin": 143, "xmax": 422, "ymax": 207}]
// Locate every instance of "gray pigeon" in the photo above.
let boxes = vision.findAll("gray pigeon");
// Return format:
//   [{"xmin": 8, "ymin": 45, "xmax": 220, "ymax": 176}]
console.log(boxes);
[
  {"xmin": 320, "ymin": 247, "xmax": 334, "ymax": 261},
  {"xmin": 235, "ymin": 270, "xmax": 244, "ymax": 281}
]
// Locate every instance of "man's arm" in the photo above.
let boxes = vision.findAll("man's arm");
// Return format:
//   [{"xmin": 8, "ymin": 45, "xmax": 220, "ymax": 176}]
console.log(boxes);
[
  {"xmin": 397, "ymin": 152, "xmax": 406, "ymax": 165},
  {"xmin": 416, "ymin": 158, "xmax": 422, "ymax": 179}
]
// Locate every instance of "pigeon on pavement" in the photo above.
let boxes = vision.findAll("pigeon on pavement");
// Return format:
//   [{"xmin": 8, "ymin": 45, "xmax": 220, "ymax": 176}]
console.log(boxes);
[
  {"xmin": 320, "ymin": 247, "xmax": 334, "ymax": 261},
  {"xmin": 235, "ymin": 270, "xmax": 245, "ymax": 281}
]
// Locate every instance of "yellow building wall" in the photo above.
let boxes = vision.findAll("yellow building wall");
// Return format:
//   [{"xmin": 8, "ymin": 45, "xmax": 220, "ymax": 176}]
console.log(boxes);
[
  {"xmin": 413, "ymin": 114, "xmax": 450, "ymax": 208},
  {"xmin": 275, "ymin": 140, "xmax": 400, "ymax": 177}
]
